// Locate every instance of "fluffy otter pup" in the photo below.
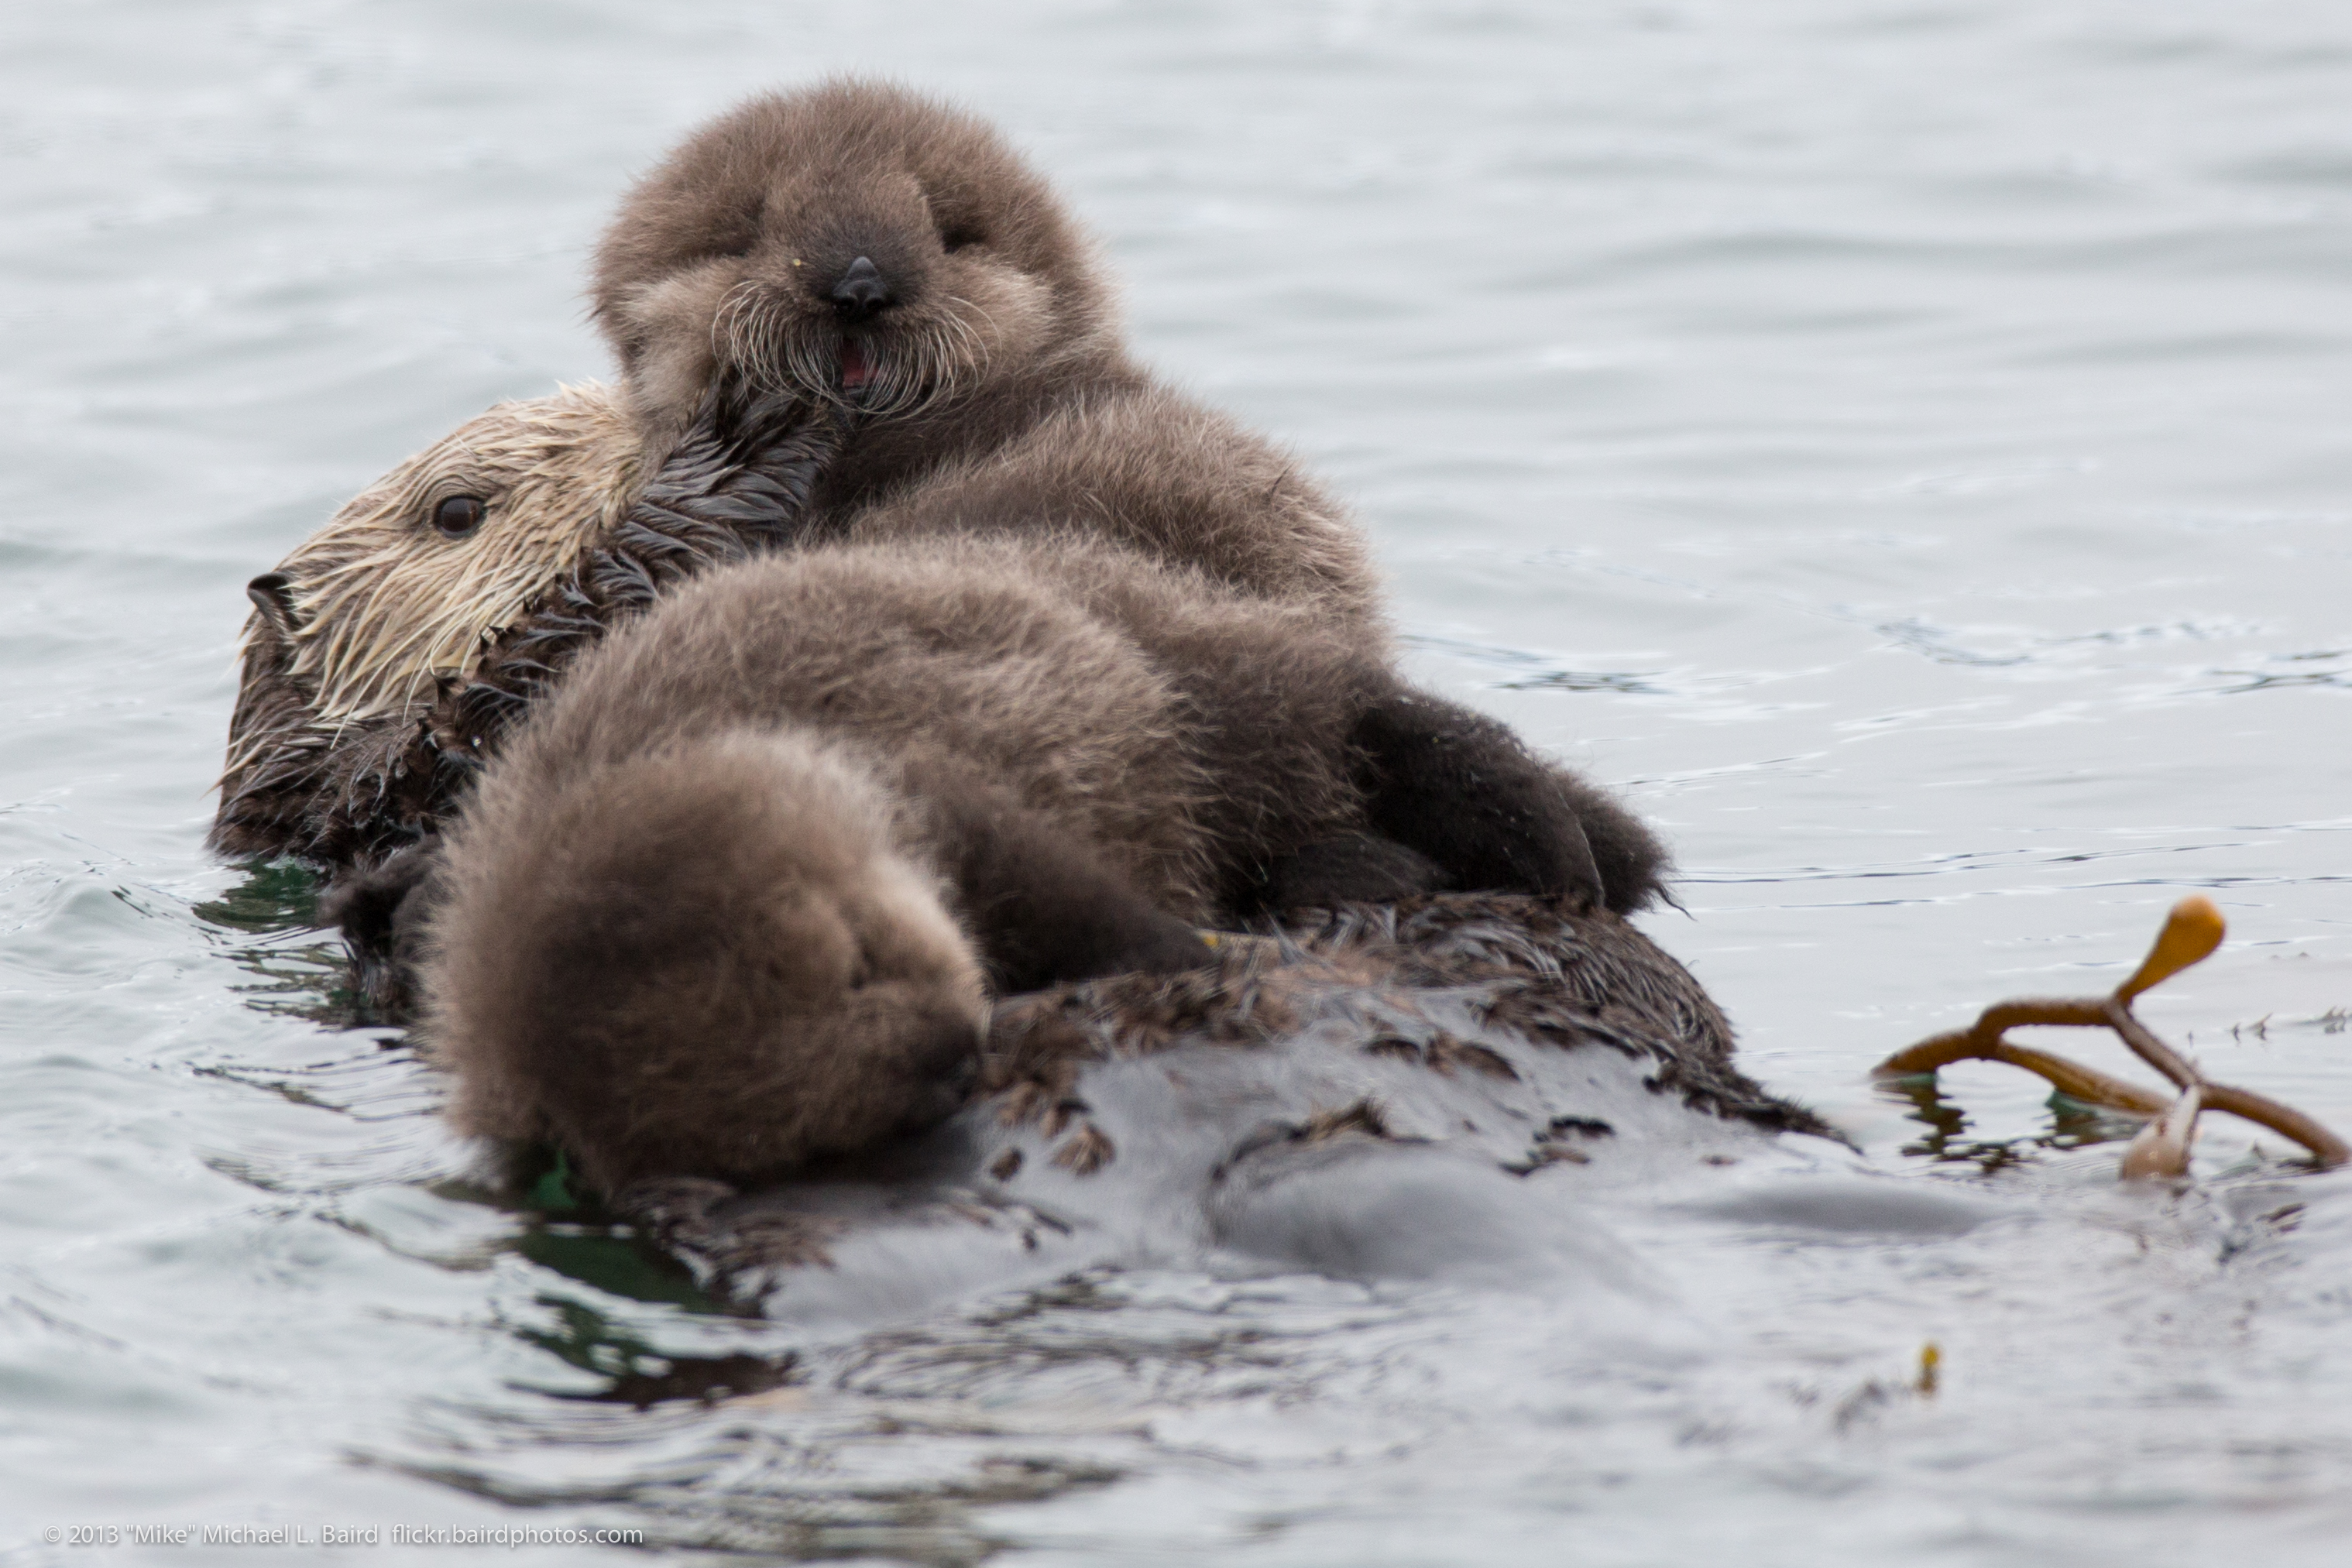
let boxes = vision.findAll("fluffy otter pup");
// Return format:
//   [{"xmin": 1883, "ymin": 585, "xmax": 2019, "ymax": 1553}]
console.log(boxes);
[
  {"xmin": 592, "ymin": 78, "xmax": 1378, "ymax": 630},
  {"xmin": 427, "ymin": 533, "xmax": 1653, "ymax": 1193},
  {"xmin": 588, "ymin": 81, "xmax": 1667, "ymax": 914}
]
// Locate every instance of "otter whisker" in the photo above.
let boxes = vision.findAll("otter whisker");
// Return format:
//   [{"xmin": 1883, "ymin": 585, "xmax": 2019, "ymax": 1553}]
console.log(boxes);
[
  {"xmin": 865, "ymin": 337, "xmax": 925, "ymax": 419},
  {"xmin": 752, "ymin": 296, "xmax": 799, "ymax": 398},
  {"xmin": 940, "ymin": 309, "xmax": 987, "ymax": 375},
  {"xmin": 750, "ymin": 293, "xmax": 792, "ymax": 394},
  {"xmin": 922, "ymin": 314, "xmax": 977, "ymax": 392},
  {"xmin": 779, "ymin": 326, "xmax": 846, "ymax": 410},
  {"xmin": 719, "ymin": 285, "xmax": 805, "ymax": 404},
  {"xmin": 935, "ymin": 295, "xmax": 993, "ymax": 375},
  {"xmin": 719, "ymin": 287, "xmax": 778, "ymax": 399},
  {"xmin": 712, "ymin": 282, "xmax": 998, "ymax": 421},
  {"xmin": 867, "ymin": 321, "xmax": 966, "ymax": 420},
  {"xmin": 712, "ymin": 280, "xmax": 759, "ymax": 372},
  {"xmin": 941, "ymin": 292, "xmax": 1000, "ymax": 351}
]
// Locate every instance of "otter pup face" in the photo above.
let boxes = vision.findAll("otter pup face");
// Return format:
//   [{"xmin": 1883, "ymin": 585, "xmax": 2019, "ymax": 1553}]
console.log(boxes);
[
  {"xmin": 592, "ymin": 79, "xmax": 1114, "ymax": 432},
  {"xmin": 238, "ymin": 383, "xmax": 642, "ymax": 739}
]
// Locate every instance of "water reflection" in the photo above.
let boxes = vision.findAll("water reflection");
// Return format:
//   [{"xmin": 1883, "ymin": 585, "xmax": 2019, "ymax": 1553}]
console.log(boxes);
[
  {"xmin": 517, "ymin": 1295, "xmax": 795, "ymax": 1408},
  {"xmin": 194, "ymin": 858, "xmax": 380, "ymax": 1026},
  {"xmin": 190, "ymin": 859, "xmax": 320, "ymax": 933},
  {"xmin": 1882, "ymin": 1075, "xmax": 2150, "ymax": 1172},
  {"xmin": 510, "ymin": 1206, "xmax": 740, "ymax": 1319}
]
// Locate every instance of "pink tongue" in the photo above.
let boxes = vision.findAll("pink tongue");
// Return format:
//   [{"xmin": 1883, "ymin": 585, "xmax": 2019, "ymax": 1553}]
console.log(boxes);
[{"xmin": 840, "ymin": 338, "xmax": 874, "ymax": 391}]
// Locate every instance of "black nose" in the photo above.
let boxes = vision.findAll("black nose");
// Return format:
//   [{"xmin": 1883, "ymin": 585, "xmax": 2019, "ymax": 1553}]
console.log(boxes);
[{"xmin": 829, "ymin": 256, "xmax": 894, "ymax": 323}]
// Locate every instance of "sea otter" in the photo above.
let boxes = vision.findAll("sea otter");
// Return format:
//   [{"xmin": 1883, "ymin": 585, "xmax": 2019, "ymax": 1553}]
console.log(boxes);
[
  {"xmin": 201, "ymin": 382, "xmax": 1838, "ymax": 1301},
  {"xmin": 213, "ymin": 383, "xmax": 836, "ymax": 873},
  {"xmin": 422, "ymin": 527, "xmax": 1677, "ymax": 1196},
  {"xmin": 217, "ymin": 84, "xmax": 1666, "ymax": 930},
  {"xmin": 585, "ymin": 81, "xmax": 1671, "ymax": 913},
  {"xmin": 218, "ymin": 376, "xmax": 1669, "ymax": 979},
  {"xmin": 590, "ymin": 80, "xmax": 1376, "ymax": 631}
]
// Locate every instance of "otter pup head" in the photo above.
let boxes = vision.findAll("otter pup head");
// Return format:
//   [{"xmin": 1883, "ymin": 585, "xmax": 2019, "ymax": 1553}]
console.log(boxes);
[
  {"xmin": 592, "ymin": 79, "xmax": 1118, "ymax": 439},
  {"xmin": 427, "ymin": 729, "xmax": 991, "ymax": 1192},
  {"xmin": 216, "ymin": 383, "xmax": 644, "ymax": 859}
]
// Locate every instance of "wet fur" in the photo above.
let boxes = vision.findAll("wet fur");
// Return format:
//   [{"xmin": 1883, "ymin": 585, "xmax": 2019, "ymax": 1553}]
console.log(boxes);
[
  {"xmin": 630, "ymin": 892, "xmax": 1838, "ymax": 1306},
  {"xmin": 214, "ymin": 386, "xmax": 641, "ymax": 862},
  {"xmin": 213, "ymin": 386, "xmax": 836, "ymax": 869}
]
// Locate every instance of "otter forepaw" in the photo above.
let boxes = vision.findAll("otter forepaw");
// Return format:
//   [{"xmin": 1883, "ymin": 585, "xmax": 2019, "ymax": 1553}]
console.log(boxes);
[{"xmin": 1350, "ymin": 692, "xmax": 1608, "ymax": 907}]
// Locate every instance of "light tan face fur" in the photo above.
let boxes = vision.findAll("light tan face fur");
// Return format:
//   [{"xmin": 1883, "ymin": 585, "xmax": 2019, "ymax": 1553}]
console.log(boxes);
[{"xmin": 253, "ymin": 382, "xmax": 644, "ymax": 736}]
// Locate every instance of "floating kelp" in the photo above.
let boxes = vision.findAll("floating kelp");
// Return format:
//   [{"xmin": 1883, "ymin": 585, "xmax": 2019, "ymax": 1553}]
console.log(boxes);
[{"xmin": 1874, "ymin": 897, "xmax": 2349, "ymax": 1176}]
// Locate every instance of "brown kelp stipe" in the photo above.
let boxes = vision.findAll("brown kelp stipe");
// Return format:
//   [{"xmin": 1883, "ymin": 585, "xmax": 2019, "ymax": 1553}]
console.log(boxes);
[{"xmin": 1873, "ymin": 897, "xmax": 2348, "ymax": 1177}]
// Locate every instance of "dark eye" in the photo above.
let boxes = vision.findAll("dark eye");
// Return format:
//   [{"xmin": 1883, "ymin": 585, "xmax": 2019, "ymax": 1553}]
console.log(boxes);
[
  {"xmin": 712, "ymin": 197, "xmax": 766, "ymax": 259},
  {"xmin": 431, "ymin": 496, "xmax": 485, "ymax": 538},
  {"xmin": 939, "ymin": 223, "xmax": 984, "ymax": 253}
]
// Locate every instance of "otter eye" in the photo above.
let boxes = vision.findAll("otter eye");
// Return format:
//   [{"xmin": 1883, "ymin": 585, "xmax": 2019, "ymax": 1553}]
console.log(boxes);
[
  {"xmin": 431, "ymin": 496, "xmax": 485, "ymax": 538},
  {"xmin": 939, "ymin": 223, "xmax": 984, "ymax": 254}
]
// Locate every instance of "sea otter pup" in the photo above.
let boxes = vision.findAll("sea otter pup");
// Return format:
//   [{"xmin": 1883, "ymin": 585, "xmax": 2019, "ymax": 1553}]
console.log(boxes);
[
  {"xmin": 592, "ymin": 80, "xmax": 1375, "ymax": 629},
  {"xmin": 423, "ymin": 529, "xmax": 1658, "ymax": 1195},
  {"xmin": 586, "ymin": 81, "xmax": 1667, "ymax": 914}
]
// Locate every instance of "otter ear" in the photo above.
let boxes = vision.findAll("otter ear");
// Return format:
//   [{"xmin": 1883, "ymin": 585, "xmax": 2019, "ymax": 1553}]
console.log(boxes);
[
  {"xmin": 246, "ymin": 571, "xmax": 302, "ymax": 636},
  {"xmin": 929, "ymin": 196, "xmax": 986, "ymax": 255}
]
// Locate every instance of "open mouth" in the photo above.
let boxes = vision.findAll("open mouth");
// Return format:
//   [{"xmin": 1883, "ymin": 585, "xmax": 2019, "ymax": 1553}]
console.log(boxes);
[{"xmin": 839, "ymin": 337, "xmax": 875, "ymax": 396}]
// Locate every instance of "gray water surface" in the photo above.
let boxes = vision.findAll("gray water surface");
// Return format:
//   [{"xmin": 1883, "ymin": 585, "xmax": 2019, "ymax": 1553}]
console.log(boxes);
[{"xmin": 5, "ymin": 2, "xmax": 2351, "ymax": 1563}]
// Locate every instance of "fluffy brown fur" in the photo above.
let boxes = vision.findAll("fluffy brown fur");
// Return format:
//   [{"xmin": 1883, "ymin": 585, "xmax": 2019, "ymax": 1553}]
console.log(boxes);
[
  {"xmin": 591, "ymin": 78, "xmax": 1380, "ymax": 628},
  {"xmin": 579, "ymin": 79, "xmax": 1671, "ymax": 919},
  {"xmin": 427, "ymin": 533, "xmax": 1399, "ymax": 1192}
]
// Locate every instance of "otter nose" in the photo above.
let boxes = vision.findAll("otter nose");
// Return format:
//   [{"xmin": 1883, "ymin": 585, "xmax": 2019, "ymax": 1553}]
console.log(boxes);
[{"xmin": 829, "ymin": 256, "xmax": 895, "ymax": 322}]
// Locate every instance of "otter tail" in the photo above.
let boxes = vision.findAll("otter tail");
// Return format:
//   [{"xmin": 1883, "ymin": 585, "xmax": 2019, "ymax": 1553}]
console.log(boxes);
[{"xmin": 421, "ymin": 728, "xmax": 987, "ymax": 1196}]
